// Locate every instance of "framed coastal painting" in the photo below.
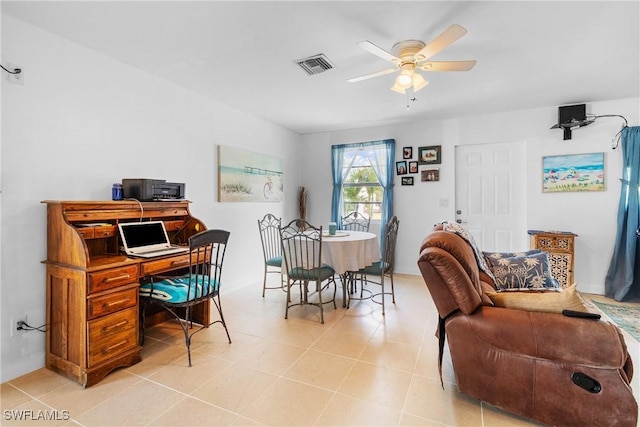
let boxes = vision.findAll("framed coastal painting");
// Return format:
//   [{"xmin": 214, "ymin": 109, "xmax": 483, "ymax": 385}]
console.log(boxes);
[
  {"xmin": 217, "ymin": 145, "xmax": 283, "ymax": 202},
  {"xmin": 542, "ymin": 152, "xmax": 605, "ymax": 192}
]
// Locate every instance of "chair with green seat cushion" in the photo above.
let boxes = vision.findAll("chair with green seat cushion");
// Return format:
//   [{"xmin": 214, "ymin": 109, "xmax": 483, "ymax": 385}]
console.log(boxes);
[
  {"xmin": 140, "ymin": 229, "xmax": 231, "ymax": 366},
  {"xmin": 350, "ymin": 216, "xmax": 399, "ymax": 315},
  {"xmin": 279, "ymin": 219, "xmax": 337, "ymax": 324},
  {"xmin": 258, "ymin": 214, "xmax": 285, "ymax": 296}
]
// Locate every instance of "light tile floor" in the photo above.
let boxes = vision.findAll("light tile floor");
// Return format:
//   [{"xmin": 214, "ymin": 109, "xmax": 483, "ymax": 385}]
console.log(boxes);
[{"xmin": 1, "ymin": 274, "xmax": 638, "ymax": 426}]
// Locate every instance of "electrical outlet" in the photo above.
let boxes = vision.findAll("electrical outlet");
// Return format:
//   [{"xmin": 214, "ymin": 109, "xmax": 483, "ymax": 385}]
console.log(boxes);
[
  {"xmin": 6, "ymin": 63, "xmax": 24, "ymax": 85},
  {"xmin": 10, "ymin": 316, "xmax": 27, "ymax": 337}
]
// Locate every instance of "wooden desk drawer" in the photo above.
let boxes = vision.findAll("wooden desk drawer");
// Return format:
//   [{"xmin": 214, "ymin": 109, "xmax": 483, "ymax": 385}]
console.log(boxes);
[
  {"xmin": 76, "ymin": 227, "xmax": 94, "ymax": 239},
  {"xmin": 141, "ymin": 254, "xmax": 191, "ymax": 276},
  {"xmin": 88, "ymin": 307, "xmax": 137, "ymax": 367},
  {"xmin": 88, "ymin": 287, "xmax": 138, "ymax": 320},
  {"xmin": 93, "ymin": 225, "xmax": 116, "ymax": 238},
  {"xmin": 88, "ymin": 265, "xmax": 139, "ymax": 294}
]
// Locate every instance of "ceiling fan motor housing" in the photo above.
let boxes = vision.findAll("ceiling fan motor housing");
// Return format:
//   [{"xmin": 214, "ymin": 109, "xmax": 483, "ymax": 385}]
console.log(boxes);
[{"xmin": 391, "ymin": 40, "xmax": 427, "ymax": 62}]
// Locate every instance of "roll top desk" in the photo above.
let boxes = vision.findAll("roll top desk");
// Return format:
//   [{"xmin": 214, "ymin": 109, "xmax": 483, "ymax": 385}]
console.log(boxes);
[{"xmin": 42, "ymin": 200, "xmax": 207, "ymax": 387}]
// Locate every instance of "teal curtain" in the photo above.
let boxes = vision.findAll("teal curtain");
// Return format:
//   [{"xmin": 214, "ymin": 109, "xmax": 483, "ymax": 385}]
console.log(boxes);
[
  {"xmin": 366, "ymin": 140, "xmax": 395, "ymax": 246},
  {"xmin": 330, "ymin": 145, "xmax": 357, "ymax": 223},
  {"xmin": 331, "ymin": 139, "xmax": 395, "ymax": 248},
  {"xmin": 605, "ymin": 126, "xmax": 640, "ymax": 301}
]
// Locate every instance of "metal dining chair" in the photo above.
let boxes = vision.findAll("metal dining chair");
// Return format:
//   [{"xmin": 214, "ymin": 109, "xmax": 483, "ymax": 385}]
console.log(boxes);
[
  {"xmin": 340, "ymin": 211, "xmax": 371, "ymax": 232},
  {"xmin": 257, "ymin": 213, "xmax": 285, "ymax": 296},
  {"xmin": 349, "ymin": 216, "xmax": 399, "ymax": 315},
  {"xmin": 139, "ymin": 229, "xmax": 231, "ymax": 366},
  {"xmin": 279, "ymin": 219, "xmax": 337, "ymax": 324}
]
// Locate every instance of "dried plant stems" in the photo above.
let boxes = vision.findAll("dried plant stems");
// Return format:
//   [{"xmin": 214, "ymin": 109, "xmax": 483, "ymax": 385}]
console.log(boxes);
[{"xmin": 298, "ymin": 186, "xmax": 308, "ymax": 221}]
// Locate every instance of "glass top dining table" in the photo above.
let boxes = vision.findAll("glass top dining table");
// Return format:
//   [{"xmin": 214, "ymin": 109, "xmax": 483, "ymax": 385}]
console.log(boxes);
[{"xmin": 321, "ymin": 230, "xmax": 380, "ymax": 306}]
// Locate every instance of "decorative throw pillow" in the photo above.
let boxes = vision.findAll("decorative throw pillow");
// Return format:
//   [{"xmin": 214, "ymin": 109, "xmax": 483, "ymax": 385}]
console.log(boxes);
[
  {"xmin": 485, "ymin": 284, "xmax": 591, "ymax": 314},
  {"xmin": 483, "ymin": 249, "xmax": 542, "ymax": 261},
  {"xmin": 485, "ymin": 251, "xmax": 560, "ymax": 291}
]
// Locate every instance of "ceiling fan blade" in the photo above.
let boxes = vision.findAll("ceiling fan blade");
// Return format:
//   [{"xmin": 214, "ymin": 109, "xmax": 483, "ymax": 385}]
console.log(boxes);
[
  {"xmin": 414, "ymin": 24, "xmax": 468, "ymax": 61},
  {"xmin": 347, "ymin": 67, "xmax": 397, "ymax": 83},
  {"xmin": 419, "ymin": 60, "xmax": 477, "ymax": 72},
  {"xmin": 357, "ymin": 40, "xmax": 400, "ymax": 63}
]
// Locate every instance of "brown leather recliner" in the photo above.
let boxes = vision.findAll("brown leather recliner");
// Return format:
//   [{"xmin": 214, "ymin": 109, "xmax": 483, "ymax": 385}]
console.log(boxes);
[{"xmin": 417, "ymin": 228, "xmax": 638, "ymax": 427}]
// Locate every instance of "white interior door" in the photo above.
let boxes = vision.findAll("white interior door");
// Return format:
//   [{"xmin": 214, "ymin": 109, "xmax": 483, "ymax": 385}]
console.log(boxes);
[{"xmin": 454, "ymin": 141, "xmax": 527, "ymax": 252}]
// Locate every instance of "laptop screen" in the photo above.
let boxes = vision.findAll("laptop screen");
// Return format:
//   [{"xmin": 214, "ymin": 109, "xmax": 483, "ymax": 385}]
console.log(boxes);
[{"xmin": 119, "ymin": 221, "xmax": 169, "ymax": 249}]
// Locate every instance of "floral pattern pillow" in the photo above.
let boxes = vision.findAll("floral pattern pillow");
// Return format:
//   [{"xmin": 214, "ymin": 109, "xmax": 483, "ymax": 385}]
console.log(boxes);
[{"xmin": 485, "ymin": 251, "xmax": 560, "ymax": 291}]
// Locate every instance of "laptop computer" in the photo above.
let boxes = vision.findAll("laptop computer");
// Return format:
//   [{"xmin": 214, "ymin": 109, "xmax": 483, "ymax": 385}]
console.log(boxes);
[{"xmin": 118, "ymin": 221, "xmax": 189, "ymax": 258}]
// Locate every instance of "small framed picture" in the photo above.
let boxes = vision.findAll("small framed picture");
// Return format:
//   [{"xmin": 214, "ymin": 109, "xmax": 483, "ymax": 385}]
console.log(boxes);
[
  {"xmin": 418, "ymin": 145, "xmax": 442, "ymax": 165},
  {"xmin": 401, "ymin": 176, "xmax": 414, "ymax": 186},
  {"xmin": 396, "ymin": 161, "xmax": 408, "ymax": 175},
  {"xmin": 402, "ymin": 147, "xmax": 413, "ymax": 159},
  {"xmin": 421, "ymin": 168, "xmax": 440, "ymax": 182},
  {"xmin": 409, "ymin": 161, "xmax": 418, "ymax": 173}
]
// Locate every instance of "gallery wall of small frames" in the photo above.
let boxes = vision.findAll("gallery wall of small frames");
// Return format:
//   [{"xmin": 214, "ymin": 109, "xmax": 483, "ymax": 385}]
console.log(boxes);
[{"xmin": 398, "ymin": 145, "xmax": 441, "ymax": 185}]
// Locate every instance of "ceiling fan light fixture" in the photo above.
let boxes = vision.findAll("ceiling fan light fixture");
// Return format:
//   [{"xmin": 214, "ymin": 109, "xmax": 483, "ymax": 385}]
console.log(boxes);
[
  {"xmin": 412, "ymin": 72, "xmax": 428, "ymax": 92},
  {"xmin": 395, "ymin": 64, "xmax": 415, "ymax": 89},
  {"xmin": 390, "ymin": 81, "xmax": 406, "ymax": 94},
  {"xmin": 397, "ymin": 71, "xmax": 413, "ymax": 88}
]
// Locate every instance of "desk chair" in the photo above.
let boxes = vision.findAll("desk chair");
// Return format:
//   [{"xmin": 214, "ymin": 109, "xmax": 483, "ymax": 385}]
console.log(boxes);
[
  {"xmin": 350, "ymin": 216, "xmax": 399, "ymax": 315},
  {"xmin": 340, "ymin": 211, "xmax": 371, "ymax": 232},
  {"xmin": 140, "ymin": 229, "xmax": 231, "ymax": 366},
  {"xmin": 280, "ymin": 219, "xmax": 337, "ymax": 324},
  {"xmin": 257, "ymin": 213, "xmax": 285, "ymax": 296}
]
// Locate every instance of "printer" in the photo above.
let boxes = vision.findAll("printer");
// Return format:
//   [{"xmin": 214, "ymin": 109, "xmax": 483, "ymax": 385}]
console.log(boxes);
[{"xmin": 122, "ymin": 179, "xmax": 186, "ymax": 201}]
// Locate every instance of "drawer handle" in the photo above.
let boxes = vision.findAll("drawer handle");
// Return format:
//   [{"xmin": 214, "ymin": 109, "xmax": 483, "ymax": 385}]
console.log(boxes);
[
  {"xmin": 102, "ymin": 339, "xmax": 129, "ymax": 354},
  {"xmin": 102, "ymin": 297, "xmax": 131, "ymax": 310},
  {"xmin": 102, "ymin": 319, "xmax": 128, "ymax": 333},
  {"xmin": 170, "ymin": 259, "xmax": 189, "ymax": 267},
  {"xmin": 102, "ymin": 274, "xmax": 131, "ymax": 284}
]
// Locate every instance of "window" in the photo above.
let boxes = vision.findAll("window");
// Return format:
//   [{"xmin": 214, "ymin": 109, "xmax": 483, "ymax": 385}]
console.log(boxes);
[
  {"xmin": 331, "ymin": 139, "xmax": 395, "ymax": 243},
  {"xmin": 342, "ymin": 150, "xmax": 383, "ymax": 220}
]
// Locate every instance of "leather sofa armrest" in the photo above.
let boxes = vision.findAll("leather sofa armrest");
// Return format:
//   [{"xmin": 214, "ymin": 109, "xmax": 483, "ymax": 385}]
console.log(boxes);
[{"xmin": 451, "ymin": 306, "xmax": 630, "ymax": 369}]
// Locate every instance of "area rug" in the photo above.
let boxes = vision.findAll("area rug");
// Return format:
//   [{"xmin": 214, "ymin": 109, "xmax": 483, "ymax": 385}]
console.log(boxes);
[{"xmin": 590, "ymin": 300, "xmax": 640, "ymax": 342}]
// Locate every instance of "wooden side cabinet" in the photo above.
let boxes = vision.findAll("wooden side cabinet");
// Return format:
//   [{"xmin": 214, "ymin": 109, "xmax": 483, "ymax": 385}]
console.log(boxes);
[{"xmin": 528, "ymin": 230, "xmax": 577, "ymax": 289}]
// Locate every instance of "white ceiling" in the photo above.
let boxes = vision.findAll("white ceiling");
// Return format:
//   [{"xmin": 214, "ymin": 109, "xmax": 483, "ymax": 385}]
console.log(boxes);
[{"xmin": 3, "ymin": 1, "xmax": 639, "ymax": 134}]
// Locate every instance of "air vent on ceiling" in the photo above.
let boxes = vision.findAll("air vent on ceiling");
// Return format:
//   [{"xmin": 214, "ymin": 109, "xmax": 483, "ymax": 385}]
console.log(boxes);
[{"xmin": 295, "ymin": 54, "xmax": 335, "ymax": 76}]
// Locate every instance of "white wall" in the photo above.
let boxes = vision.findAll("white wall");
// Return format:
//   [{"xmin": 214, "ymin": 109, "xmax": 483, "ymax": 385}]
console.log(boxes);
[
  {"xmin": 301, "ymin": 98, "xmax": 639, "ymax": 295},
  {"xmin": 0, "ymin": 15, "xmax": 302, "ymax": 382}
]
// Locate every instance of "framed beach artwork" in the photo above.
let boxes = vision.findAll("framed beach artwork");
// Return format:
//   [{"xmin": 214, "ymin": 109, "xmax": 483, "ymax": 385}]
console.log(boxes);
[
  {"xmin": 217, "ymin": 145, "xmax": 283, "ymax": 202},
  {"xmin": 542, "ymin": 152, "xmax": 605, "ymax": 193}
]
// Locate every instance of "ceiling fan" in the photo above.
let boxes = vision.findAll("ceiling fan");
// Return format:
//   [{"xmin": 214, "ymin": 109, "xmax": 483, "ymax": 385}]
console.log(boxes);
[{"xmin": 347, "ymin": 24, "xmax": 476, "ymax": 94}]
